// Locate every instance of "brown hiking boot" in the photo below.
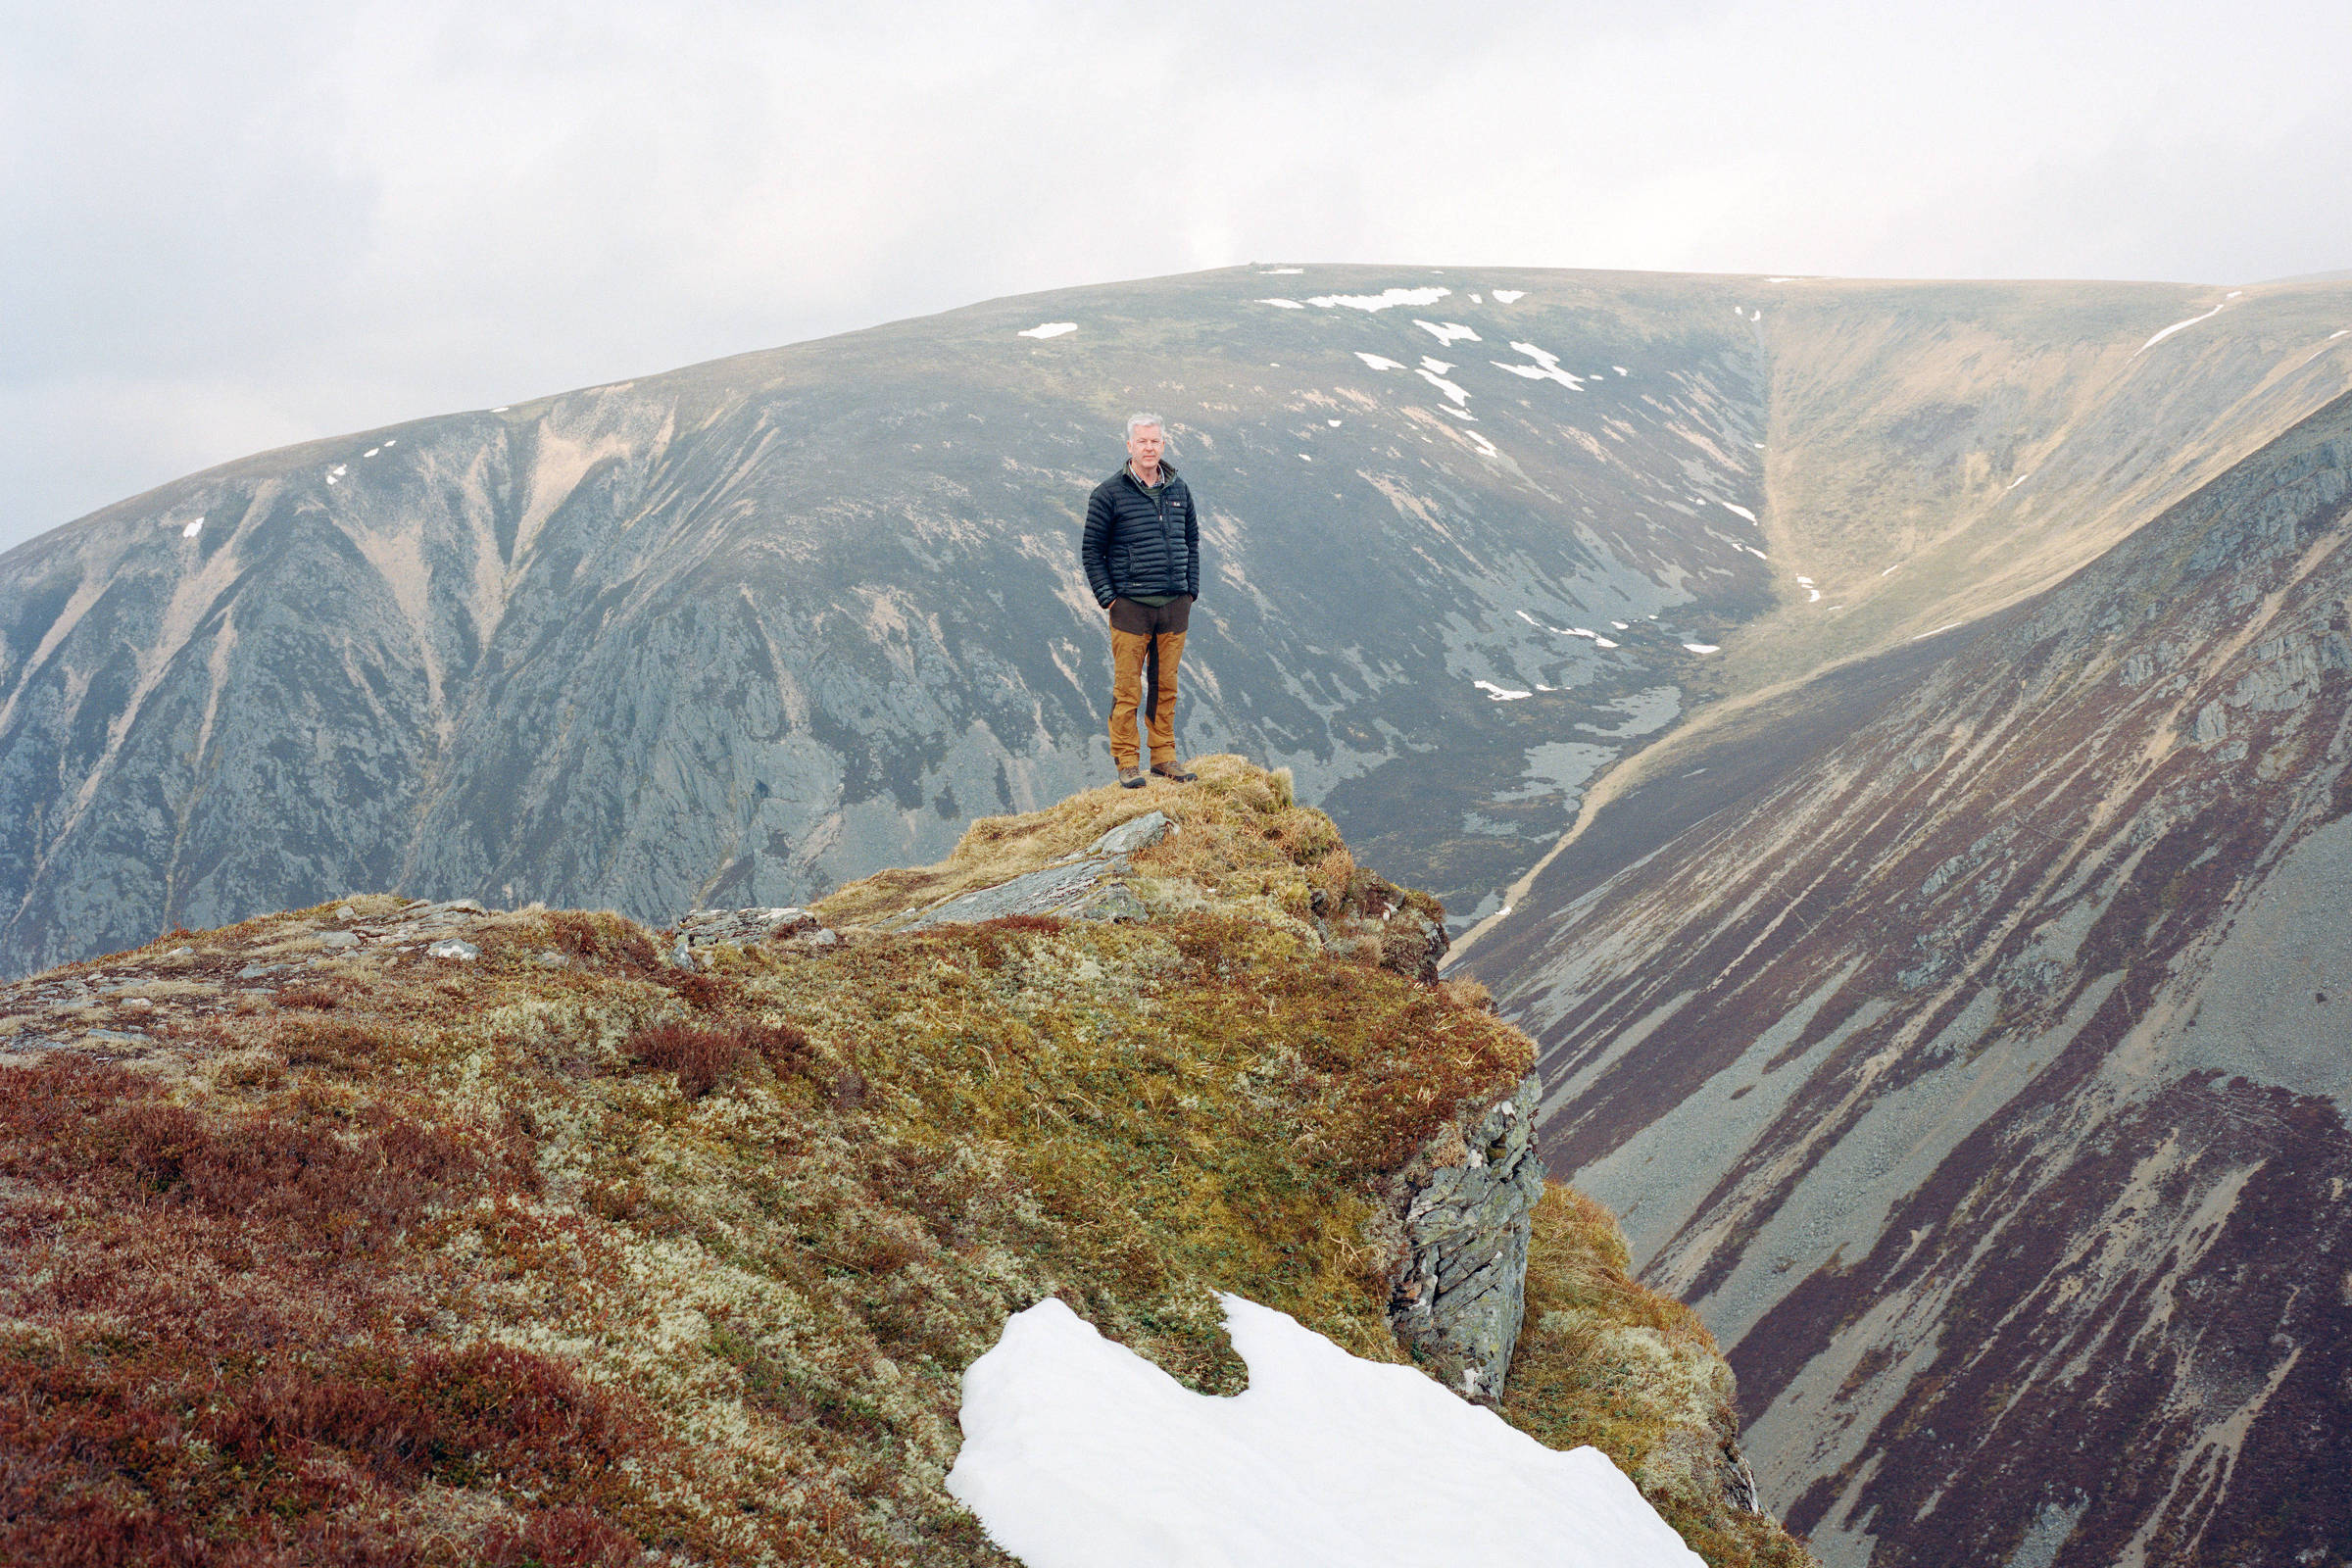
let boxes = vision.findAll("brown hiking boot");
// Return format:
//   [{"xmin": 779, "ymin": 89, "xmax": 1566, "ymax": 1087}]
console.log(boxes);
[
  {"xmin": 1118, "ymin": 765, "xmax": 1147, "ymax": 789},
  {"xmin": 1151, "ymin": 761, "xmax": 1198, "ymax": 783}
]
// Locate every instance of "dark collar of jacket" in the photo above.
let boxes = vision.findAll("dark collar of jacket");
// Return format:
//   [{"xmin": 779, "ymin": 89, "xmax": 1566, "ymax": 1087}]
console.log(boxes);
[{"xmin": 1119, "ymin": 460, "xmax": 1182, "ymax": 492}]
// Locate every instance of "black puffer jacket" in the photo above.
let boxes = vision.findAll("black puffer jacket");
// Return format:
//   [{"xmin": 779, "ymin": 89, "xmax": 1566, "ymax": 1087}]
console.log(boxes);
[{"xmin": 1082, "ymin": 464, "xmax": 1200, "ymax": 608}]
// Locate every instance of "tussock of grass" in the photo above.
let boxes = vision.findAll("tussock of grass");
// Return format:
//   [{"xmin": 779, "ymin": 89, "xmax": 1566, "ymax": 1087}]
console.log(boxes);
[{"xmin": 817, "ymin": 753, "xmax": 1429, "ymax": 931}]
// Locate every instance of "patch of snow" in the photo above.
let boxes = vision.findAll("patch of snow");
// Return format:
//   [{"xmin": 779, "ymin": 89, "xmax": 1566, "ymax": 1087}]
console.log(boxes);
[
  {"xmin": 382, "ymin": 440, "xmax": 396, "ymax": 446},
  {"xmin": 1721, "ymin": 501, "xmax": 1758, "ymax": 522},
  {"xmin": 1743, "ymin": 546, "xmax": 1769, "ymax": 560},
  {"xmin": 1911, "ymin": 622, "xmax": 1963, "ymax": 641},
  {"xmin": 1593, "ymin": 636, "xmax": 1620, "ymax": 648},
  {"xmin": 1682, "ymin": 642, "xmax": 1720, "ymax": 654},
  {"xmin": 2227, "ymin": 289, "xmax": 2243, "ymax": 299},
  {"xmin": 1415, "ymin": 319, "xmax": 1482, "ymax": 346},
  {"xmin": 1517, "ymin": 611, "xmax": 1540, "ymax": 625},
  {"xmin": 1327, "ymin": 418, "xmax": 1342, "ymax": 425},
  {"xmin": 1298, "ymin": 454, "xmax": 1312, "ymax": 462},
  {"xmin": 1882, "ymin": 564, "xmax": 1901, "ymax": 576},
  {"xmin": 1764, "ymin": 276, "xmax": 1795, "ymax": 283},
  {"xmin": 2007, "ymin": 471, "xmax": 2033, "ymax": 489},
  {"xmin": 1611, "ymin": 620, "xmax": 1630, "ymax": 630},
  {"xmin": 1794, "ymin": 575, "xmax": 1814, "ymax": 585},
  {"xmin": 1749, "ymin": 309, "xmax": 1761, "ymax": 321},
  {"xmin": 1462, "ymin": 428, "xmax": 1500, "ymax": 458},
  {"xmin": 1019, "ymin": 321, "xmax": 1080, "ymax": 339},
  {"xmin": 1807, "ymin": 588, "xmax": 1822, "ymax": 602},
  {"xmin": 1614, "ymin": 366, "xmax": 1630, "ymax": 375},
  {"xmin": 491, "ymin": 407, "xmax": 510, "ymax": 413},
  {"xmin": 2333, "ymin": 330, "xmax": 2350, "ymax": 340},
  {"xmin": 1353, "ymin": 352, "xmax": 1406, "ymax": 371},
  {"xmin": 1257, "ymin": 298, "xmax": 1306, "ymax": 310},
  {"xmin": 364, "ymin": 447, "xmax": 379, "ymax": 458},
  {"xmin": 181, "ymin": 516, "xmax": 204, "ymax": 538},
  {"xmin": 2132, "ymin": 302, "xmax": 2227, "ymax": 356},
  {"xmin": 1469, "ymin": 292, "xmax": 1483, "ymax": 304},
  {"xmin": 1416, "ymin": 365, "xmax": 1473, "ymax": 406},
  {"xmin": 1421, "ymin": 356, "xmax": 1455, "ymax": 374},
  {"xmin": 1259, "ymin": 268, "xmax": 1304, "ymax": 274},
  {"xmin": 1303, "ymin": 287, "xmax": 1450, "ymax": 312},
  {"xmin": 1474, "ymin": 680, "xmax": 1534, "ymax": 701},
  {"xmin": 1492, "ymin": 342, "xmax": 1583, "ymax": 390},
  {"xmin": 1491, "ymin": 289, "xmax": 1525, "ymax": 303}
]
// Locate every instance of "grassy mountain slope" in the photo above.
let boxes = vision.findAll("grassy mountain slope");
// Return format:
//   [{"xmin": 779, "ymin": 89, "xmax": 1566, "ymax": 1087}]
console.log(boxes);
[
  {"xmin": 9, "ymin": 267, "xmax": 2348, "ymax": 983},
  {"xmin": 1467, "ymin": 371, "xmax": 2352, "ymax": 1566},
  {"xmin": 0, "ymin": 761, "xmax": 1803, "ymax": 1567}
]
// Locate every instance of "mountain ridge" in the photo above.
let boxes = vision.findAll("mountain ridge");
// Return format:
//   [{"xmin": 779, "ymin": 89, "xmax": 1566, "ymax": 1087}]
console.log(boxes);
[
  {"xmin": 9, "ymin": 266, "xmax": 2350, "ymax": 983},
  {"xmin": 0, "ymin": 759, "xmax": 1805, "ymax": 1566}
]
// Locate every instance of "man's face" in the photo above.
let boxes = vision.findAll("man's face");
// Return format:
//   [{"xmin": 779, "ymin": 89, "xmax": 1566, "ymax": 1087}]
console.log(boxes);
[{"xmin": 1127, "ymin": 423, "xmax": 1164, "ymax": 471}]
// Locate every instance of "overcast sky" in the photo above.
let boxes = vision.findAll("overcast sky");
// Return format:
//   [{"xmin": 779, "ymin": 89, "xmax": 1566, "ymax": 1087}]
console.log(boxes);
[{"xmin": 5, "ymin": 0, "xmax": 2348, "ymax": 553}]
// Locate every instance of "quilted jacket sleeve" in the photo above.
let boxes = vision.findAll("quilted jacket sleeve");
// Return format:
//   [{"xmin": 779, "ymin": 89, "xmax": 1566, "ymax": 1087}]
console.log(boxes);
[
  {"xmin": 1184, "ymin": 484, "xmax": 1200, "ymax": 600},
  {"xmin": 1081, "ymin": 483, "xmax": 1115, "ymax": 607}
]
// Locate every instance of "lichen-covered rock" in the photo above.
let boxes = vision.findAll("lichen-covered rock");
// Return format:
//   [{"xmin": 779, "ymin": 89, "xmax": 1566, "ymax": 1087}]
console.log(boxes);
[
  {"xmin": 1379, "ymin": 1071, "xmax": 1546, "ymax": 1398},
  {"xmin": 676, "ymin": 906, "xmax": 828, "ymax": 946},
  {"xmin": 908, "ymin": 857, "xmax": 1134, "ymax": 927}
]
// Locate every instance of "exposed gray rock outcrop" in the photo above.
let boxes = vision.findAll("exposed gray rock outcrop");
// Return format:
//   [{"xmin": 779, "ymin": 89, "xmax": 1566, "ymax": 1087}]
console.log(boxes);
[
  {"xmin": 901, "ymin": 811, "xmax": 1171, "ymax": 929},
  {"xmin": 1378, "ymin": 1071, "xmax": 1545, "ymax": 1399}
]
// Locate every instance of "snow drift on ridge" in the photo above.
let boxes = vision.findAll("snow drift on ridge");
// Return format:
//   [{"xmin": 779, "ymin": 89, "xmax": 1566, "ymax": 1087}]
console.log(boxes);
[{"xmin": 947, "ymin": 1294, "xmax": 1701, "ymax": 1568}]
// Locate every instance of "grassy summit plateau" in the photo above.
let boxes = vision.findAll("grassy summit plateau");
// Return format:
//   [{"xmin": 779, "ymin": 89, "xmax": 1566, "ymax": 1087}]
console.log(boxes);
[{"xmin": 0, "ymin": 759, "xmax": 1804, "ymax": 1567}]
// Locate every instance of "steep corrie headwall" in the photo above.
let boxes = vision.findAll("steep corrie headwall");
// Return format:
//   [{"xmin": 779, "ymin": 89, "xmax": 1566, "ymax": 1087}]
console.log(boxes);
[
  {"xmin": 1475, "ymin": 391, "xmax": 2352, "ymax": 1567},
  {"xmin": 0, "ymin": 762, "xmax": 1804, "ymax": 1568},
  {"xmin": 7, "ymin": 267, "xmax": 2350, "ymax": 982}
]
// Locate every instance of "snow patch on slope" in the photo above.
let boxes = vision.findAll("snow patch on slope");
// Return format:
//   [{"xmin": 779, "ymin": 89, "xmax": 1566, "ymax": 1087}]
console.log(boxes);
[
  {"xmin": 1493, "ymin": 342, "xmax": 1584, "ymax": 390},
  {"xmin": 1303, "ymin": 287, "xmax": 1450, "ymax": 312},
  {"xmin": 1416, "ymin": 319, "xmax": 1483, "ymax": 346},
  {"xmin": 1018, "ymin": 322, "xmax": 1079, "ymax": 339},
  {"xmin": 946, "ymin": 1295, "xmax": 1698, "ymax": 1568},
  {"xmin": 2133, "ymin": 302, "xmax": 2228, "ymax": 356}
]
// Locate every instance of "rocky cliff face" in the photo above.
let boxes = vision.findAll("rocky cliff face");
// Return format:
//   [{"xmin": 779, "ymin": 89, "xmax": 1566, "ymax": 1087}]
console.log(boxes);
[
  {"xmin": 1380, "ymin": 1070, "xmax": 1547, "ymax": 1398},
  {"xmin": 1472, "ymin": 391, "xmax": 2352, "ymax": 1567}
]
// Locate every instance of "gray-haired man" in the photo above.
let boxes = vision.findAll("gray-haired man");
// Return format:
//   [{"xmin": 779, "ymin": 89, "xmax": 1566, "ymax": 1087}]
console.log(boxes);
[{"xmin": 1081, "ymin": 415, "xmax": 1200, "ymax": 787}]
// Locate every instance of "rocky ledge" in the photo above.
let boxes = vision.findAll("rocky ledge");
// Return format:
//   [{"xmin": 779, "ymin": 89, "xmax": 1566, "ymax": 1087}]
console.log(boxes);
[{"xmin": 1379, "ymin": 1071, "xmax": 1548, "ymax": 1398}]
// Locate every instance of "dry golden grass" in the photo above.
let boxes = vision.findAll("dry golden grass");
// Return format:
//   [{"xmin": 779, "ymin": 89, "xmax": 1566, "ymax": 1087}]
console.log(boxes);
[{"xmin": 817, "ymin": 754, "xmax": 1404, "ymax": 930}]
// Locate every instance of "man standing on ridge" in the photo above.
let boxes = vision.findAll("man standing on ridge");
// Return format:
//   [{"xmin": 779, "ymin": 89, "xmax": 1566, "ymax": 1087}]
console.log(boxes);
[{"xmin": 1083, "ymin": 414, "xmax": 1200, "ymax": 788}]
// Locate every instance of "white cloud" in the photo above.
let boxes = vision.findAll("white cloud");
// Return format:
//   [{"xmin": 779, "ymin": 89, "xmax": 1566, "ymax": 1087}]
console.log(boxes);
[{"xmin": 4, "ymin": 0, "xmax": 2350, "ymax": 548}]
